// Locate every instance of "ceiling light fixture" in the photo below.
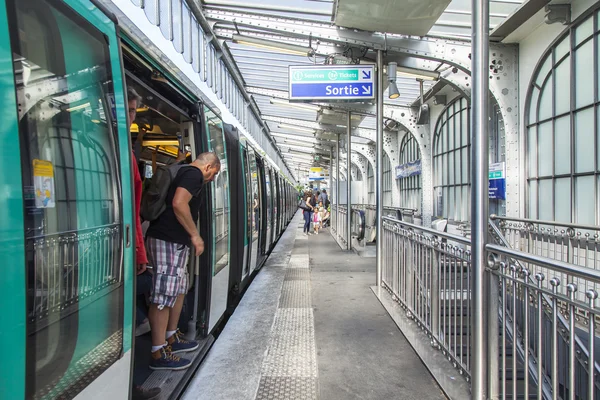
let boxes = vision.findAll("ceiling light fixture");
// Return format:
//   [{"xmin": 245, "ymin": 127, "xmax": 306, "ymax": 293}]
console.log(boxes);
[
  {"xmin": 232, "ymin": 34, "xmax": 311, "ymax": 56},
  {"xmin": 277, "ymin": 124, "xmax": 316, "ymax": 134},
  {"xmin": 396, "ymin": 65, "xmax": 439, "ymax": 81},
  {"xmin": 271, "ymin": 132, "xmax": 319, "ymax": 143},
  {"xmin": 387, "ymin": 62, "xmax": 400, "ymax": 100},
  {"xmin": 270, "ymin": 98, "xmax": 320, "ymax": 111}
]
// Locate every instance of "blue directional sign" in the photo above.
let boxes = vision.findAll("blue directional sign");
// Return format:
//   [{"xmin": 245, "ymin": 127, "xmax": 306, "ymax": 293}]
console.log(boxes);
[{"xmin": 289, "ymin": 65, "xmax": 375, "ymax": 101}]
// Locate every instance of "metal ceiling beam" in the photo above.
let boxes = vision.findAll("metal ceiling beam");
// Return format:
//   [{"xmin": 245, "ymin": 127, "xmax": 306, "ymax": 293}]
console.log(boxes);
[
  {"xmin": 204, "ymin": 8, "xmax": 473, "ymax": 72},
  {"xmin": 203, "ymin": 1, "xmax": 333, "ymax": 17}
]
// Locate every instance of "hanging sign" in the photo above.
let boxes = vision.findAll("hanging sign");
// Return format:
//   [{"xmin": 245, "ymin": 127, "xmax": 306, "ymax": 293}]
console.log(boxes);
[
  {"xmin": 33, "ymin": 159, "xmax": 56, "ymax": 208},
  {"xmin": 488, "ymin": 162, "xmax": 506, "ymax": 200},
  {"xmin": 308, "ymin": 167, "xmax": 328, "ymax": 181},
  {"xmin": 289, "ymin": 65, "xmax": 375, "ymax": 101},
  {"xmin": 395, "ymin": 159, "xmax": 422, "ymax": 179}
]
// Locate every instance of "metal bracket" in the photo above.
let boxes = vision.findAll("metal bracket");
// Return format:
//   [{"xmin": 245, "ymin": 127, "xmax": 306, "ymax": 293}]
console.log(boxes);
[{"xmin": 545, "ymin": 4, "xmax": 571, "ymax": 25}]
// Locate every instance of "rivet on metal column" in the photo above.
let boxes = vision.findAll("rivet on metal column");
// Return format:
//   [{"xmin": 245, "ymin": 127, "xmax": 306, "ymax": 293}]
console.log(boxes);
[
  {"xmin": 471, "ymin": 0, "xmax": 490, "ymax": 396},
  {"xmin": 376, "ymin": 50, "xmax": 384, "ymax": 287}
]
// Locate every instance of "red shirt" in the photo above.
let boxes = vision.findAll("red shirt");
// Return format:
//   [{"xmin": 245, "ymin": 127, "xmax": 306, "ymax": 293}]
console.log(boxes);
[{"xmin": 132, "ymin": 152, "xmax": 148, "ymax": 264}]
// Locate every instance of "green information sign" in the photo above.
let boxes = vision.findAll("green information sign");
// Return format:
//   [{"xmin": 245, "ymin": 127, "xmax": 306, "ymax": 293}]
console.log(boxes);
[{"xmin": 290, "ymin": 69, "xmax": 360, "ymax": 82}]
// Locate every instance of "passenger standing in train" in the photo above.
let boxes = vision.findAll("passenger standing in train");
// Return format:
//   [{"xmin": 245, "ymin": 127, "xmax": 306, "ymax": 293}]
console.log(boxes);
[
  {"xmin": 128, "ymin": 87, "xmax": 161, "ymax": 400},
  {"xmin": 145, "ymin": 152, "xmax": 221, "ymax": 370}
]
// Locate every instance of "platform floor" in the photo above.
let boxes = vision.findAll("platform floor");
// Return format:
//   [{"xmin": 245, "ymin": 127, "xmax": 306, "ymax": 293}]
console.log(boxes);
[{"xmin": 182, "ymin": 212, "xmax": 446, "ymax": 400}]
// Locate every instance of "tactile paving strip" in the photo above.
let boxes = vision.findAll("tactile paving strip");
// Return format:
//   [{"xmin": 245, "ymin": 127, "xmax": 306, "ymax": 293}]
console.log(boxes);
[
  {"xmin": 284, "ymin": 268, "xmax": 310, "ymax": 281},
  {"xmin": 255, "ymin": 376, "xmax": 318, "ymax": 400},
  {"xmin": 260, "ymin": 309, "xmax": 317, "ymax": 377},
  {"xmin": 288, "ymin": 254, "xmax": 309, "ymax": 269},
  {"xmin": 279, "ymin": 281, "xmax": 311, "ymax": 308},
  {"xmin": 255, "ymin": 232, "xmax": 318, "ymax": 400}
]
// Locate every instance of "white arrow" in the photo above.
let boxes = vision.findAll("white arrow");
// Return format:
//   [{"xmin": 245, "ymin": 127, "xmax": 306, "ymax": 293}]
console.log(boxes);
[{"xmin": 361, "ymin": 85, "xmax": 372, "ymax": 95}]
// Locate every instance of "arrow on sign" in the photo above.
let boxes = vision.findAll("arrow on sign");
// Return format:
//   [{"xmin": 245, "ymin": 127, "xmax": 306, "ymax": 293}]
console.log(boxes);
[
  {"xmin": 361, "ymin": 85, "xmax": 372, "ymax": 95},
  {"xmin": 362, "ymin": 70, "xmax": 371, "ymax": 79}
]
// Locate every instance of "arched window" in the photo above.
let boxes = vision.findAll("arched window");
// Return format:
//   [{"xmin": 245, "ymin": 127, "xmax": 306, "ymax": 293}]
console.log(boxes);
[
  {"xmin": 433, "ymin": 97, "xmax": 471, "ymax": 222},
  {"xmin": 525, "ymin": 8, "xmax": 600, "ymax": 225},
  {"xmin": 398, "ymin": 133, "xmax": 421, "ymax": 212},
  {"xmin": 382, "ymin": 153, "xmax": 392, "ymax": 206},
  {"xmin": 367, "ymin": 162, "xmax": 375, "ymax": 204}
]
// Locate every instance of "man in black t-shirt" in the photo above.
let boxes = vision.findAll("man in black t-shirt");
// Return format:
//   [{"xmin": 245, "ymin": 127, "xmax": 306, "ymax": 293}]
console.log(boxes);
[{"xmin": 146, "ymin": 152, "xmax": 220, "ymax": 371}]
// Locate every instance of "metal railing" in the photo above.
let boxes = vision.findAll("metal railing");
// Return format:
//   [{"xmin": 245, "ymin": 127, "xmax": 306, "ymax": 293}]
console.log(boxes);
[
  {"xmin": 490, "ymin": 215, "xmax": 600, "ymax": 304},
  {"xmin": 382, "ymin": 216, "xmax": 472, "ymax": 377},
  {"xmin": 332, "ymin": 205, "xmax": 348, "ymax": 247},
  {"xmin": 381, "ymin": 213, "xmax": 600, "ymax": 398},
  {"xmin": 487, "ymin": 244, "xmax": 600, "ymax": 399},
  {"xmin": 28, "ymin": 224, "xmax": 123, "ymax": 326}
]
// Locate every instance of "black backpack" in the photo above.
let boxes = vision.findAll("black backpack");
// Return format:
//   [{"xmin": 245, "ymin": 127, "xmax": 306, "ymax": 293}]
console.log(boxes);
[
  {"xmin": 141, "ymin": 162, "xmax": 191, "ymax": 222},
  {"xmin": 298, "ymin": 199, "xmax": 310, "ymax": 211}
]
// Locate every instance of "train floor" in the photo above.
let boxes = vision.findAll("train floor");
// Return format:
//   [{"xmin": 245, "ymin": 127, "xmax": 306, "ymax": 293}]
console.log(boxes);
[{"xmin": 181, "ymin": 212, "xmax": 447, "ymax": 400}]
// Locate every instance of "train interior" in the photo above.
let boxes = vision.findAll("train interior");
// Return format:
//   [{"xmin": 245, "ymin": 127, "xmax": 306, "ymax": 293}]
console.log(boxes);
[{"xmin": 122, "ymin": 44, "xmax": 217, "ymax": 394}]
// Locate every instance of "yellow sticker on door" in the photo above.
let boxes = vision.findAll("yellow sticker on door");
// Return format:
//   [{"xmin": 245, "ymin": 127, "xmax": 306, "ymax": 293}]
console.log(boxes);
[{"xmin": 33, "ymin": 159, "xmax": 55, "ymax": 208}]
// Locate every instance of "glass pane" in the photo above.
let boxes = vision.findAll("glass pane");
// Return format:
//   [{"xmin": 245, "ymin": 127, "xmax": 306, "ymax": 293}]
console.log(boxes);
[
  {"xmin": 448, "ymin": 151, "xmax": 454, "ymax": 185},
  {"xmin": 536, "ymin": 55, "xmax": 552, "ymax": 87},
  {"xmin": 575, "ymin": 107, "xmax": 595, "ymax": 173},
  {"xmin": 576, "ymin": 40, "xmax": 595, "ymax": 108},
  {"xmin": 159, "ymin": 0, "xmax": 172, "ymax": 40},
  {"xmin": 528, "ymin": 180, "xmax": 538, "ymax": 219},
  {"xmin": 462, "ymin": 108, "xmax": 469, "ymax": 146},
  {"xmin": 528, "ymin": 126, "xmax": 538, "ymax": 176},
  {"xmin": 538, "ymin": 122, "xmax": 553, "ymax": 176},
  {"xmin": 554, "ymin": 116, "xmax": 571, "ymax": 175},
  {"xmin": 182, "ymin": 4, "xmax": 192, "ymax": 63},
  {"xmin": 462, "ymin": 147, "xmax": 469, "ymax": 183},
  {"xmin": 205, "ymin": 107, "xmax": 230, "ymax": 276},
  {"xmin": 10, "ymin": 0, "xmax": 124, "ymax": 398},
  {"xmin": 528, "ymin": 87, "xmax": 540, "ymax": 124},
  {"xmin": 555, "ymin": 35, "xmax": 570, "ymax": 61},
  {"xmin": 172, "ymin": 0, "xmax": 182, "ymax": 53},
  {"xmin": 576, "ymin": 176, "xmax": 595, "ymax": 225},
  {"xmin": 555, "ymin": 177, "xmax": 571, "ymax": 222},
  {"xmin": 538, "ymin": 179, "xmax": 553, "ymax": 220},
  {"xmin": 144, "ymin": 0, "xmax": 159, "ymax": 25},
  {"xmin": 554, "ymin": 56, "xmax": 571, "ymax": 115},
  {"xmin": 192, "ymin": 23, "xmax": 200, "ymax": 72},
  {"xmin": 576, "ymin": 17, "xmax": 594, "ymax": 46},
  {"xmin": 448, "ymin": 186, "xmax": 455, "ymax": 220},
  {"xmin": 538, "ymin": 78, "xmax": 553, "ymax": 121}
]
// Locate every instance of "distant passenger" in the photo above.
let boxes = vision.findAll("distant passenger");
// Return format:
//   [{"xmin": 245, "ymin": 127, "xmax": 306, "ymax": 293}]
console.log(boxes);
[
  {"xmin": 312, "ymin": 206, "xmax": 322, "ymax": 235},
  {"xmin": 318, "ymin": 189, "xmax": 329, "ymax": 208},
  {"xmin": 146, "ymin": 151, "xmax": 220, "ymax": 370},
  {"xmin": 302, "ymin": 192, "xmax": 314, "ymax": 235},
  {"xmin": 253, "ymin": 193, "xmax": 259, "ymax": 231},
  {"xmin": 128, "ymin": 87, "xmax": 161, "ymax": 400}
]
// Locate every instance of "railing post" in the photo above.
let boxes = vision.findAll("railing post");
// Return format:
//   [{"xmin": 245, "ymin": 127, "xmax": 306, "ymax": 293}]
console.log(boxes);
[
  {"xmin": 487, "ymin": 272, "xmax": 500, "ymax": 399},
  {"xmin": 430, "ymin": 242, "xmax": 440, "ymax": 340},
  {"xmin": 471, "ymin": 0, "xmax": 490, "ymax": 395}
]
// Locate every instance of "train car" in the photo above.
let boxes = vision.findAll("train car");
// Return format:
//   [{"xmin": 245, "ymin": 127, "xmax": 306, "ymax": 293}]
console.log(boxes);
[{"xmin": 0, "ymin": 0, "xmax": 296, "ymax": 399}]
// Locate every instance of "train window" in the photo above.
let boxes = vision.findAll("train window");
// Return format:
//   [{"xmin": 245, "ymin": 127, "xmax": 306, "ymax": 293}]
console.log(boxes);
[
  {"xmin": 8, "ymin": 0, "xmax": 124, "ymax": 397},
  {"xmin": 526, "ymin": 9, "xmax": 600, "ymax": 225},
  {"xmin": 398, "ymin": 134, "xmax": 422, "ymax": 213},
  {"xmin": 248, "ymin": 149, "xmax": 260, "ymax": 270},
  {"xmin": 204, "ymin": 107, "xmax": 230, "ymax": 276}
]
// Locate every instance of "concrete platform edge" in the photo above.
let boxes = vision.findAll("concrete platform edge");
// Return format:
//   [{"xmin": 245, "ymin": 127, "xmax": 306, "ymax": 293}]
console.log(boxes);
[{"xmin": 371, "ymin": 286, "xmax": 471, "ymax": 400}]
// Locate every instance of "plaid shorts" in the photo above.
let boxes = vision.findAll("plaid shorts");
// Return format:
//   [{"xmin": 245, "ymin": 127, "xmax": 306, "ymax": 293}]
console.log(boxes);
[{"xmin": 146, "ymin": 237, "xmax": 190, "ymax": 309}]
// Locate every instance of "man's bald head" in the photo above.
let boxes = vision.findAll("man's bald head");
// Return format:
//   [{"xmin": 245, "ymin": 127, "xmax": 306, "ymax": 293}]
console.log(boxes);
[
  {"xmin": 196, "ymin": 152, "xmax": 221, "ymax": 168},
  {"xmin": 194, "ymin": 152, "xmax": 221, "ymax": 183}
]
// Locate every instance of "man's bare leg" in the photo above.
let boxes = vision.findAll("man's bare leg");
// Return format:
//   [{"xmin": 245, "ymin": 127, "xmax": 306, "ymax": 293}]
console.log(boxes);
[
  {"xmin": 149, "ymin": 304, "xmax": 169, "ymax": 347},
  {"xmin": 167, "ymin": 294, "xmax": 185, "ymax": 333}
]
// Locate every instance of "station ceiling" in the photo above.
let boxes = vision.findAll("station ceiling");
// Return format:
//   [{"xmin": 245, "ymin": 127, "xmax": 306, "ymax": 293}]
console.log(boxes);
[{"xmin": 202, "ymin": 0, "xmax": 526, "ymax": 176}]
